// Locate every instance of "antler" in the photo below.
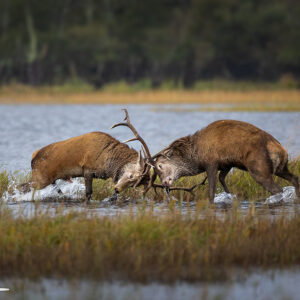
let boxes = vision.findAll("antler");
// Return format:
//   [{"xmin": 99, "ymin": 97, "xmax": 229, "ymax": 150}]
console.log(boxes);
[
  {"xmin": 111, "ymin": 109, "xmax": 153, "ymax": 163},
  {"xmin": 152, "ymin": 176, "xmax": 207, "ymax": 197},
  {"xmin": 111, "ymin": 108, "xmax": 154, "ymax": 187},
  {"xmin": 142, "ymin": 169, "xmax": 207, "ymax": 197}
]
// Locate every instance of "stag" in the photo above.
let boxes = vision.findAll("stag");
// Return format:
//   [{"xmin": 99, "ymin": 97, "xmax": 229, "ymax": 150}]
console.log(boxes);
[
  {"xmin": 111, "ymin": 110, "xmax": 202, "ymax": 197},
  {"xmin": 19, "ymin": 109, "xmax": 153, "ymax": 201},
  {"xmin": 153, "ymin": 120, "xmax": 300, "ymax": 202}
]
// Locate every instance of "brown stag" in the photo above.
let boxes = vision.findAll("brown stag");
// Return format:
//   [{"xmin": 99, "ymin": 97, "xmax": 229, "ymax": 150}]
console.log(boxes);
[
  {"xmin": 152, "ymin": 120, "xmax": 300, "ymax": 202},
  {"xmin": 19, "ymin": 109, "xmax": 153, "ymax": 201}
]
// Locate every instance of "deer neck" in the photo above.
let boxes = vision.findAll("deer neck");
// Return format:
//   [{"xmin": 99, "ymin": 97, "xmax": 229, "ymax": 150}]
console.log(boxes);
[{"xmin": 106, "ymin": 148, "xmax": 138, "ymax": 182}]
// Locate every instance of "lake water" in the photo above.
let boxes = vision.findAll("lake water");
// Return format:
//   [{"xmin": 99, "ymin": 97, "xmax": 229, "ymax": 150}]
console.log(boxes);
[
  {"xmin": 1, "ymin": 105, "xmax": 300, "ymax": 299},
  {"xmin": 1, "ymin": 269, "xmax": 300, "ymax": 300},
  {"xmin": 1, "ymin": 104, "xmax": 299, "ymax": 215},
  {"xmin": 0, "ymin": 104, "xmax": 299, "ymax": 171}
]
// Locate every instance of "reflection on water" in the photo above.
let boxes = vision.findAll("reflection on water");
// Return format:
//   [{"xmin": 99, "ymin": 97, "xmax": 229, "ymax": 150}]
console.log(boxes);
[{"xmin": 1, "ymin": 269, "xmax": 300, "ymax": 300}]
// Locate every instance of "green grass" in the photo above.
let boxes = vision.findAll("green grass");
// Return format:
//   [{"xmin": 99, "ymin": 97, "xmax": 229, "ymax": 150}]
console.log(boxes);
[{"xmin": 0, "ymin": 170, "xmax": 9, "ymax": 198}]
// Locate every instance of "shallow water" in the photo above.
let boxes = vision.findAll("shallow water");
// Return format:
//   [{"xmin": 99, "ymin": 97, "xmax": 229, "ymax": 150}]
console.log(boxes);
[
  {"xmin": 0, "ymin": 104, "xmax": 299, "ymax": 171},
  {"xmin": 3, "ymin": 179, "xmax": 299, "ymax": 219},
  {"xmin": 1, "ymin": 105, "xmax": 300, "ymax": 295},
  {"xmin": 1, "ymin": 104, "xmax": 299, "ymax": 218},
  {"xmin": 1, "ymin": 269, "xmax": 300, "ymax": 300}
]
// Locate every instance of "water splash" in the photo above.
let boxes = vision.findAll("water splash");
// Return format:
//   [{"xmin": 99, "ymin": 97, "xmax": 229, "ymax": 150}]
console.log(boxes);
[
  {"xmin": 214, "ymin": 192, "xmax": 236, "ymax": 205},
  {"xmin": 264, "ymin": 186, "xmax": 296, "ymax": 205},
  {"xmin": 3, "ymin": 178, "xmax": 86, "ymax": 202}
]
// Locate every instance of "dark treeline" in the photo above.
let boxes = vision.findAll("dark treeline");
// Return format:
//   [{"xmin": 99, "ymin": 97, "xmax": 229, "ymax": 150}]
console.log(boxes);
[{"xmin": 0, "ymin": 0, "xmax": 299, "ymax": 88}]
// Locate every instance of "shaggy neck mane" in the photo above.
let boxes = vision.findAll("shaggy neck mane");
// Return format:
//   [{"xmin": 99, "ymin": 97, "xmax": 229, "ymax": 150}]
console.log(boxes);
[
  {"xmin": 166, "ymin": 134, "xmax": 199, "ymax": 176},
  {"xmin": 168, "ymin": 135, "xmax": 197, "ymax": 159},
  {"xmin": 105, "ymin": 141, "xmax": 138, "ymax": 182}
]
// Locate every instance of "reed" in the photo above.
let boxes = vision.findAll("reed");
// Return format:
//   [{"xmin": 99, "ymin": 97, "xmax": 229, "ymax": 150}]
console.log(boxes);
[
  {"xmin": 1, "ymin": 204, "xmax": 300, "ymax": 282},
  {"xmin": 0, "ymin": 170, "xmax": 9, "ymax": 198},
  {"xmin": 0, "ymin": 83, "xmax": 299, "ymax": 111},
  {"xmin": 0, "ymin": 160, "xmax": 299, "ymax": 281}
]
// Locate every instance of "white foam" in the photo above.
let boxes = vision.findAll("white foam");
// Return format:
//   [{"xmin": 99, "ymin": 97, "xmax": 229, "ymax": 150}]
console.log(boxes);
[
  {"xmin": 3, "ymin": 178, "xmax": 86, "ymax": 202},
  {"xmin": 265, "ymin": 186, "xmax": 297, "ymax": 205},
  {"xmin": 214, "ymin": 192, "xmax": 236, "ymax": 205}
]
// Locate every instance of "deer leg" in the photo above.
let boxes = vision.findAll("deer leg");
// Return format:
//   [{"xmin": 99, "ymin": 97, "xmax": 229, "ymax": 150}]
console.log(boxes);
[
  {"xmin": 53, "ymin": 180, "xmax": 62, "ymax": 194},
  {"xmin": 206, "ymin": 166, "xmax": 218, "ymax": 203},
  {"xmin": 53, "ymin": 184, "xmax": 62, "ymax": 194},
  {"xmin": 84, "ymin": 173, "xmax": 93, "ymax": 202},
  {"xmin": 249, "ymin": 166, "xmax": 282, "ymax": 195},
  {"xmin": 31, "ymin": 170, "xmax": 52, "ymax": 191},
  {"xmin": 219, "ymin": 168, "xmax": 231, "ymax": 193},
  {"xmin": 276, "ymin": 165, "xmax": 300, "ymax": 198},
  {"xmin": 31, "ymin": 180, "xmax": 50, "ymax": 190}
]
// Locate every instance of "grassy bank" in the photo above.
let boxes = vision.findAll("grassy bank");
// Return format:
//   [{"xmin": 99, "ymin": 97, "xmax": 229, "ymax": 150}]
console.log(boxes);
[
  {"xmin": 1, "ymin": 205, "xmax": 300, "ymax": 282},
  {"xmin": 0, "ymin": 82, "xmax": 299, "ymax": 111}
]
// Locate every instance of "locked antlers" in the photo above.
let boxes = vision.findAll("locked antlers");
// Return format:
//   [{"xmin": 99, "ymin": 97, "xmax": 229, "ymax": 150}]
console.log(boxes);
[
  {"xmin": 111, "ymin": 108, "xmax": 207, "ymax": 194},
  {"xmin": 111, "ymin": 109, "xmax": 154, "ymax": 187}
]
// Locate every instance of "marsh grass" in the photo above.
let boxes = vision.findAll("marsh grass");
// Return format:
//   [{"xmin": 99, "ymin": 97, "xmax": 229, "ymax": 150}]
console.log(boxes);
[
  {"xmin": 0, "ymin": 170, "xmax": 9, "ymax": 197},
  {"xmin": 0, "ymin": 83, "xmax": 299, "ymax": 111},
  {"xmin": 1, "ymin": 204, "xmax": 300, "ymax": 282},
  {"xmin": 0, "ymin": 160, "xmax": 299, "ymax": 282}
]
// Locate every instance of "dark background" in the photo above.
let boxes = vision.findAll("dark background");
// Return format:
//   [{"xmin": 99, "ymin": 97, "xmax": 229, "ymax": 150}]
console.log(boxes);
[{"xmin": 0, "ymin": 0, "xmax": 299, "ymax": 88}]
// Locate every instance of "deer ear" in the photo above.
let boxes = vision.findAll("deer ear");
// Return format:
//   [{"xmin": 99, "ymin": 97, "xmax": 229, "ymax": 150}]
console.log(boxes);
[
  {"xmin": 163, "ymin": 148, "xmax": 173, "ymax": 158},
  {"xmin": 152, "ymin": 148, "xmax": 173, "ymax": 161}
]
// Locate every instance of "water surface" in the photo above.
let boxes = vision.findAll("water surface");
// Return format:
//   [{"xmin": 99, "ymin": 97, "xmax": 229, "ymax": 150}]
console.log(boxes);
[
  {"xmin": 0, "ymin": 104, "xmax": 299, "ymax": 171},
  {"xmin": 1, "ymin": 269, "xmax": 300, "ymax": 300},
  {"xmin": 1, "ymin": 104, "xmax": 299, "ymax": 217}
]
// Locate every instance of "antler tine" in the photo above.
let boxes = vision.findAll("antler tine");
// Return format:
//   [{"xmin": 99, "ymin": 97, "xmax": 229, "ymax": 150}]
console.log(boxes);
[
  {"xmin": 110, "ymin": 122, "xmax": 128, "ymax": 129},
  {"xmin": 152, "ymin": 184, "xmax": 197, "ymax": 196},
  {"xmin": 112, "ymin": 108, "xmax": 154, "ymax": 166},
  {"xmin": 122, "ymin": 108, "xmax": 130, "ymax": 121},
  {"xmin": 151, "ymin": 176, "xmax": 207, "ymax": 196},
  {"xmin": 141, "ymin": 146, "xmax": 148, "ymax": 160},
  {"xmin": 151, "ymin": 184, "xmax": 198, "ymax": 196},
  {"xmin": 142, "ymin": 171, "xmax": 158, "ymax": 196},
  {"xmin": 122, "ymin": 137, "xmax": 138, "ymax": 143},
  {"xmin": 110, "ymin": 109, "xmax": 132, "ymax": 129}
]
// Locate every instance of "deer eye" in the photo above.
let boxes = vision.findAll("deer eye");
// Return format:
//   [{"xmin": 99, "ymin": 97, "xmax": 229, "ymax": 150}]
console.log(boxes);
[
  {"xmin": 129, "ymin": 174, "xmax": 134, "ymax": 179},
  {"xmin": 158, "ymin": 164, "xmax": 162, "ymax": 169}
]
